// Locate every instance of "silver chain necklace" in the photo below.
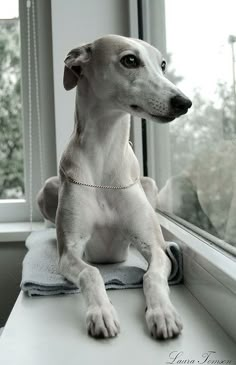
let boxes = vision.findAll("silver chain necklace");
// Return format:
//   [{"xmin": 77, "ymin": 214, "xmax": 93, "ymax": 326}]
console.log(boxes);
[{"xmin": 60, "ymin": 165, "xmax": 139, "ymax": 190}]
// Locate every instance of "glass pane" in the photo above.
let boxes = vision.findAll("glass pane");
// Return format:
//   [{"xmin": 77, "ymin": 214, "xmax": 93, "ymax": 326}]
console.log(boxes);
[
  {"xmin": 0, "ymin": 0, "xmax": 24, "ymax": 199},
  {"xmin": 159, "ymin": 0, "xmax": 236, "ymax": 250}
]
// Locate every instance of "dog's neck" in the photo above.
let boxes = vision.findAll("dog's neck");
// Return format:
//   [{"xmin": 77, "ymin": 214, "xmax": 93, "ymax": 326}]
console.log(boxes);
[
  {"xmin": 61, "ymin": 80, "xmax": 139, "ymax": 186},
  {"xmin": 74, "ymin": 87, "xmax": 130, "ymax": 150}
]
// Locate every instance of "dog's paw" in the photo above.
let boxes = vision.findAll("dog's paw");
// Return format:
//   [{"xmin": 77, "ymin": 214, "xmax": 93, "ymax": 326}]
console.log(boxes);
[
  {"xmin": 86, "ymin": 303, "xmax": 120, "ymax": 339},
  {"xmin": 145, "ymin": 303, "xmax": 183, "ymax": 339}
]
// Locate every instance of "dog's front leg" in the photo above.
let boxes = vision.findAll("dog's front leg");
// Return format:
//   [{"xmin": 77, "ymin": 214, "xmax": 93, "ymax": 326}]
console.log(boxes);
[
  {"xmin": 56, "ymin": 214, "xmax": 120, "ymax": 338},
  {"xmin": 58, "ymin": 239, "xmax": 120, "ymax": 338},
  {"xmin": 131, "ymin": 214, "xmax": 183, "ymax": 339}
]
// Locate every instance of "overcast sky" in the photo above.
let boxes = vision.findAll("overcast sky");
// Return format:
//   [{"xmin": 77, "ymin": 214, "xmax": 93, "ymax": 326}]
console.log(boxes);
[
  {"xmin": 165, "ymin": 0, "xmax": 236, "ymax": 101},
  {"xmin": 0, "ymin": 0, "xmax": 18, "ymax": 18}
]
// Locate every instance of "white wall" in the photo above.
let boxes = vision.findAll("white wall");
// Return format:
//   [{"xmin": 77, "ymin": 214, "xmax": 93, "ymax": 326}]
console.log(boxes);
[
  {"xmin": 0, "ymin": 243, "xmax": 26, "ymax": 327},
  {"xmin": 51, "ymin": 0, "xmax": 130, "ymax": 164}
]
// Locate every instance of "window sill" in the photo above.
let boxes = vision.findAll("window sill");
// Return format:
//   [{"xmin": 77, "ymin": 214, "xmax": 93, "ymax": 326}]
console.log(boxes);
[
  {"xmin": 158, "ymin": 212, "xmax": 236, "ymax": 291},
  {"xmin": 158, "ymin": 211, "xmax": 236, "ymax": 342},
  {"xmin": 0, "ymin": 286, "xmax": 236, "ymax": 364},
  {"xmin": 0, "ymin": 222, "xmax": 45, "ymax": 243}
]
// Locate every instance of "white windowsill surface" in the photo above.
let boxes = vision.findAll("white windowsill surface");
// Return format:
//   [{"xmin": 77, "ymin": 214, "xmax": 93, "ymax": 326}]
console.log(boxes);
[
  {"xmin": 158, "ymin": 213, "xmax": 236, "ymax": 342},
  {"xmin": 0, "ymin": 286, "xmax": 236, "ymax": 365},
  {"xmin": 0, "ymin": 222, "xmax": 45, "ymax": 242}
]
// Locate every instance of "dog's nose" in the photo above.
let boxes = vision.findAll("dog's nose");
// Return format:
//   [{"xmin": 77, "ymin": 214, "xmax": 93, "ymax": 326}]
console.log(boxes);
[{"xmin": 170, "ymin": 95, "xmax": 192, "ymax": 112}]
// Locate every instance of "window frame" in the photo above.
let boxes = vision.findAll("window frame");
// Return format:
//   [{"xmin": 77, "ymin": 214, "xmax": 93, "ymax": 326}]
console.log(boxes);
[
  {"xmin": 129, "ymin": 0, "xmax": 236, "ymax": 342},
  {"xmin": 0, "ymin": 0, "xmax": 57, "ymax": 223},
  {"xmin": 128, "ymin": 0, "xmax": 144, "ymax": 174}
]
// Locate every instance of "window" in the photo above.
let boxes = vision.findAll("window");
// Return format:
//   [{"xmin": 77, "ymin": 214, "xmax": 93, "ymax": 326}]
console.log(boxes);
[
  {"xmin": 135, "ymin": 0, "xmax": 236, "ymax": 257},
  {"xmin": 0, "ymin": 1, "xmax": 24, "ymax": 199},
  {"xmin": 0, "ymin": 0, "xmax": 56, "ymax": 223},
  {"xmin": 128, "ymin": 1, "xmax": 236, "ymax": 338},
  {"xmin": 164, "ymin": 0, "xmax": 236, "ymax": 253}
]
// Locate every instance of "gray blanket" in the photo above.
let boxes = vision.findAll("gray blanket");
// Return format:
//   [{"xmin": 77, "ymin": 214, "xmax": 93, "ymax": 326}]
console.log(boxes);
[{"xmin": 21, "ymin": 229, "xmax": 183, "ymax": 296}]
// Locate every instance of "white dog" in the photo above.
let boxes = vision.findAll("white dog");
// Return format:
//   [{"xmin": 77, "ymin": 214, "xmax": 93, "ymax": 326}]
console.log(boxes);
[{"xmin": 37, "ymin": 35, "xmax": 191, "ymax": 339}]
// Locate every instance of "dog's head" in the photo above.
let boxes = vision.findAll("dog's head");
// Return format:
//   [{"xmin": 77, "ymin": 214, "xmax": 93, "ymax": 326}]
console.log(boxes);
[{"xmin": 63, "ymin": 35, "xmax": 192, "ymax": 123}]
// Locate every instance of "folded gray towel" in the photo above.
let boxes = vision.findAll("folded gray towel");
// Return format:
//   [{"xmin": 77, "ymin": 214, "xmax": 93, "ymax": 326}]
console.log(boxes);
[{"xmin": 21, "ymin": 229, "xmax": 183, "ymax": 296}]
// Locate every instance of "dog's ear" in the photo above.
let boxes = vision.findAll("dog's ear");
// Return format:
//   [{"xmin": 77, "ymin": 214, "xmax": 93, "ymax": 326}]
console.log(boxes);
[{"xmin": 63, "ymin": 43, "xmax": 92, "ymax": 91}]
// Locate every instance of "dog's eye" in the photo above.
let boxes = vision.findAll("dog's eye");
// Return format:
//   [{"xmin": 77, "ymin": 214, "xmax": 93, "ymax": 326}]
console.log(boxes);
[
  {"xmin": 120, "ymin": 55, "xmax": 140, "ymax": 68},
  {"xmin": 161, "ymin": 60, "xmax": 166, "ymax": 73}
]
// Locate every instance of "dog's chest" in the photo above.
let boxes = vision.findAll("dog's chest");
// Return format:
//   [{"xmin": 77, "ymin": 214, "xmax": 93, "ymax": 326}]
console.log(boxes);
[
  {"xmin": 94, "ymin": 196, "xmax": 123, "ymax": 234},
  {"xmin": 94, "ymin": 190, "xmax": 125, "ymax": 221},
  {"xmin": 85, "ymin": 220, "xmax": 130, "ymax": 263},
  {"xmin": 83, "ymin": 193, "xmax": 131, "ymax": 263}
]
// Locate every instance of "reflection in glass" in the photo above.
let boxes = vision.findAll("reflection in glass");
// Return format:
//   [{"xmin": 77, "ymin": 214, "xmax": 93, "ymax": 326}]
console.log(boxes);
[{"xmin": 158, "ymin": 0, "xmax": 236, "ymax": 251}]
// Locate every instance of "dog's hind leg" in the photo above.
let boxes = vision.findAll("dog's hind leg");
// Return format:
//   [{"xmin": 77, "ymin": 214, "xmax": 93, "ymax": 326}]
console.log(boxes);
[
  {"xmin": 37, "ymin": 176, "xmax": 59, "ymax": 223},
  {"xmin": 140, "ymin": 176, "xmax": 159, "ymax": 210}
]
